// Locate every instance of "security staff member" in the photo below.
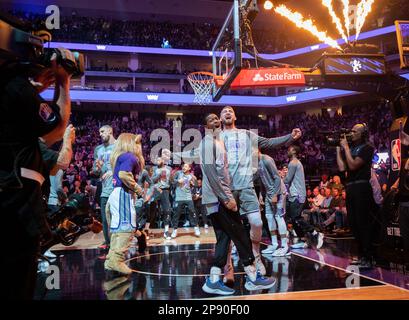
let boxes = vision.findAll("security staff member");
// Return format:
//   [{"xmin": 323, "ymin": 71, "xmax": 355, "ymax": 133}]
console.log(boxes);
[
  {"xmin": 336, "ymin": 123, "xmax": 376, "ymax": 269},
  {"xmin": 0, "ymin": 54, "xmax": 72, "ymax": 300}
]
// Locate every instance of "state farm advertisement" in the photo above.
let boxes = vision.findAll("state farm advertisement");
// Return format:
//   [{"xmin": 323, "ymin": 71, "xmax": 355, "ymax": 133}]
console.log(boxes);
[{"xmin": 230, "ymin": 68, "xmax": 306, "ymax": 89}]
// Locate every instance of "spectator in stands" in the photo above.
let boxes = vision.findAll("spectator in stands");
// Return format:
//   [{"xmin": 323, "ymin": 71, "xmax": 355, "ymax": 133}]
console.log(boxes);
[
  {"xmin": 330, "ymin": 175, "xmax": 344, "ymax": 191},
  {"xmin": 334, "ymin": 190, "xmax": 349, "ymax": 234}
]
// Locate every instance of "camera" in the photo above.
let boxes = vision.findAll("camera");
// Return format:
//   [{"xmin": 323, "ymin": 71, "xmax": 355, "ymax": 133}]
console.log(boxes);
[
  {"xmin": 322, "ymin": 128, "xmax": 353, "ymax": 146},
  {"xmin": 41, "ymin": 194, "xmax": 102, "ymax": 252},
  {"xmin": 0, "ymin": 12, "xmax": 84, "ymax": 78}
]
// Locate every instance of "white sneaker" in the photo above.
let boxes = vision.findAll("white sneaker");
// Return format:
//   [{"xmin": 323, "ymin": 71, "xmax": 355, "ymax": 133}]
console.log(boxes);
[
  {"xmin": 44, "ymin": 249, "xmax": 57, "ymax": 258},
  {"xmin": 194, "ymin": 227, "xmax": 201, "ymax": 237},
  {"xmin": 255, "ymin": 255, "xmax": 266, "ymax": 276},
  {"xmin": 243, "ymin": 264, "xmax": 257, "ymax": 282},
  {"xmin": 183, "ymin": 221, "xmax": 190, "ymax": 227},
  {"xmin": 204, "ymin": 224, "xmax": 209, "ymax": 229},
  {"xmin": 163, "ymin": 231, "xmax": 172, "ymax": 240},
  {"xmin": 261, "ymin": 244, "xmax": 278, "ymax": 255},
  {"xmin": 316, "ymin": 232, "xmax": 324, "ymax": 249},
  {"xmin": 272, "ymin": 247, "xmax": 291, "ymax": 257},
  {"xmin": 171, "ymin": 229, "xmax": 178, "ymax": 238},
  {"xmin": 291, "ymin": 241, "xmax": 308, "ymax": 249}
]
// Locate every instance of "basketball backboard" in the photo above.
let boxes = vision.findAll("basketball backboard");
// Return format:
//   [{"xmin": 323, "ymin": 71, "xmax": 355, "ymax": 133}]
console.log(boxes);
[{"xmin": 211, "ymin": 0, "xmax": 246, "ymax": 101}]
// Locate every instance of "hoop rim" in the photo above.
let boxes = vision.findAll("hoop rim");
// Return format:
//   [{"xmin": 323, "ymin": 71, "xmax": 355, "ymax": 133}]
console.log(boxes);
[{"xmin": 187, "ymin": 71, "xmax": 223, "ymax": 83}]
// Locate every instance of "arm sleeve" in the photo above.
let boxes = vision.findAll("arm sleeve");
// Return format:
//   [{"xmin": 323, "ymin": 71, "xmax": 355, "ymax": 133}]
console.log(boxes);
[
  {"xmin": 9, "ymin": 77, "xmax": 61, "ymax": 137},
  {"xmin": 284, "ymin": 161, "xmax": 297, "ymax": 186},
  {"xmin": 172, "ymin": 171, "xmax": 181, "ymax": 186},
  {"xmin": 38, "ymin": 140, "xmax": 59, "ymax": 173},
  {"xmin": 118, "ymin": 171, "xmax": 138, "ymax": 190},
  {"xmin": 152, "ymin": 168, "xmax": 161, "ymax": 183},
  {"xmin": 117, "ymin": 154, "xmax": 137, "ymax": 172},
  {"xmin": 263, "ymin": 158, "xmax": 282, "ymax": 195},
  {"xmin": 138, "ymin": 170, "xmax": 147, "ymax": 185},
  {"xmin": 92, "ymin": 147, "xmax": 102, "ymax": 177},
  {"xmin": 201, "ymin": 139, "xmax": 233, "ymax": 202},
  {"xmin": 254, "ymin": 131, "xmax": 294, "ymax": 151},
  {"xmin": 173, "ymin": 148, "xmax": 200, "ymax": 163}
]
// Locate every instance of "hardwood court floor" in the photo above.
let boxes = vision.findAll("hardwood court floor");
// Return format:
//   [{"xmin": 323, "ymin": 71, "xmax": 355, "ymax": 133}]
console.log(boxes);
[{"xmin": 38, "ymin": 228, "xmax": 409, "ymax": 300}]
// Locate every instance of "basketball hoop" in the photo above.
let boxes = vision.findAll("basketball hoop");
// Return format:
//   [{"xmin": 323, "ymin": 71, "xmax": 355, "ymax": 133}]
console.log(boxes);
[{"xmin": 187, "ymin": 71, "xmax": 217, "ymax": 105}]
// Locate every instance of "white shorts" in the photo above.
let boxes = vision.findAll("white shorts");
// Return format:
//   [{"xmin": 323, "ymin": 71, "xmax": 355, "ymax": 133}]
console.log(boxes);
[{"xmin": 108, "ymin": 187, "xmax": 137, "ymax": 233}]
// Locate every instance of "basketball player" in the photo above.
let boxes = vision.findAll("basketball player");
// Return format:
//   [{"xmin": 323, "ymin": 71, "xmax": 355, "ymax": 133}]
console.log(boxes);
[
  {"xmin": 220, "ymin": 106, "xmax": 301, "ymax": 275},
  {"xmin": 285, "ymin": 145, "xmax": 324, "ymax": 249},
  {"xmin": 92, "ymin": 125, "xmax": 116, "ymax": 250},
  {"xmin": 200, "ymin": 113, "xmax": 276, "ymax": 295},
  {"xmin": 152, "ymin": 156, "xmax": 173, "ymax": 240},
  {"xmin": 170, "ymin": 163, "xmax": 201, "ymax": 238},
  {"xmin": 258, "ymin": 151, "xmax": 290, "ymax": 257}
]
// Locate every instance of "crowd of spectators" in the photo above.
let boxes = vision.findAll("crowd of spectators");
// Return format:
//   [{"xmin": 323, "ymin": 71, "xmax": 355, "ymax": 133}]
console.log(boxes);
[
  {"xmin": 59, "ymin": 99, "xmax": 391, "ymax": 198},
  {"xmin": 7, "ymin": 1, "xmax": 408, "ymax": 54},
  {"xmin": 269, "ymin": 100, "xmax": 391, "ymax": 178}
]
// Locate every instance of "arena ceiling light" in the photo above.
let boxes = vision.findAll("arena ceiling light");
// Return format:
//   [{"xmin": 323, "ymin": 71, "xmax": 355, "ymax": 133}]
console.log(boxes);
[{"xmin": 263, "ymin": 1, "xmax": 273, "ymax": 10}]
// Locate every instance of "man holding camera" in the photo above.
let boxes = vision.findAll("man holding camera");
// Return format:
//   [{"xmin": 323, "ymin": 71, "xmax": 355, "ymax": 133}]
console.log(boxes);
[
  {"xmin": 0, "ymin": 51, "xmax": 72, "ymax": 299},
  {"xmin": 336, "ymin": 123, "xmax": 376, "ymax": 269}
]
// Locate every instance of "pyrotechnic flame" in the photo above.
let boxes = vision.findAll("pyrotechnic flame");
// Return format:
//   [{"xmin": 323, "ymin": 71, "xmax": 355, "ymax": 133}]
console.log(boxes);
[
  {"xmin": 274, "ymin": 5, "xmax": 341, "ymax": 50},
  {"xmin": 341, "ymin": 0, "xmax": 350, "ymax": 39},
  {"xmin": 322, "ymin": 0, "xmax": 348, "ymax": 43},
  {"xmin": 355, "ymin": 0, "xmax": 375, "ymax": 40}
]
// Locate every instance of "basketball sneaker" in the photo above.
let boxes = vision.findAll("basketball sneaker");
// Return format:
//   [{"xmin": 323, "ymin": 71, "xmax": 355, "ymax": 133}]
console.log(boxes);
[
  {"xmin": 163, "ymin": 231, "xmax": 172, "ymax": 240},
  {"xmin": 307, "ymin": 230, "xmax": 324, "ymax": 249},
  {"xmin": 261, "ymin": 244, "xmax": 278, "ymax": 255},
  {"xmin": 272, "ymin": 247, "xmax": 291, "ymax": 257},
  {"xmin": 291, "ymin": 241, "xmax": 308, "ymax": 249},
  {"xmin": 202, "ymin": 277, "xmax": 235, "ymax": 295},
  {"xmin": 171, "ymin": 229, "xmax": 178, "ymax": 238},
  {"xmin": 244, "ymin": 272, "xmax": 276, "ymax": 291},
  {"xmin": 194, "ymin": 226, "xmax": 201, "ymax": 237}
]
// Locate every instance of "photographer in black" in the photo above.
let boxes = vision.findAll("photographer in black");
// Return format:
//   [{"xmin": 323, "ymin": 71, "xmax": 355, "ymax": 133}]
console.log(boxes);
[
  {"xmin": 0, "ymin": 51, "xmax": 72, "ymax": 299},
  {"xmin": 336, "ymin": 123, "xmax": 377, "ymax": 269}
]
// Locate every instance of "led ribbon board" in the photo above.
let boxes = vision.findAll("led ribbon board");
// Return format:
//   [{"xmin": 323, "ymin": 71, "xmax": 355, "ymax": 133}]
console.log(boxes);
[
  {"xmin": 230, "ymin": 68, "xmax": 306, "ymax": 89},
  {"xmin": 319, "ymin": 54, "xmax": 386, "ymax": 75}
]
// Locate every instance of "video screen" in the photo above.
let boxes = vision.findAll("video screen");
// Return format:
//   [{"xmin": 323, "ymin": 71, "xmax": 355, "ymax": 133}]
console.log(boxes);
[{"xmin": 373, "ymin": 152, "xmax": 390, "ymax": 169}]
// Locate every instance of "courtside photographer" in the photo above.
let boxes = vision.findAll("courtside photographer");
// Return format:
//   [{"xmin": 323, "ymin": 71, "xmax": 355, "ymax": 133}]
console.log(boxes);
[
  {"xmin": 0, "ymin": 12, "xmax": 83, "ymax": 299},
  {"xmin": 336, "ymin": 123, "xmax": 377, "ymax": 269}
]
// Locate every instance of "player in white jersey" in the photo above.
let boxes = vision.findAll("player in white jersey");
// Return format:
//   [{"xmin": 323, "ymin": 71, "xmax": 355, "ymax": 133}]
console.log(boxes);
[{"xmin": 220, "ymin": 106, "xmax": 301, "ymax": 275}]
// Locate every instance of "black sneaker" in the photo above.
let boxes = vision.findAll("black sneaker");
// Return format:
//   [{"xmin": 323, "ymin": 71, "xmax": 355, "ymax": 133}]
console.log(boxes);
[{"xmin": 307, "ymin": 231, "xmax": 324, "ymax": 249}]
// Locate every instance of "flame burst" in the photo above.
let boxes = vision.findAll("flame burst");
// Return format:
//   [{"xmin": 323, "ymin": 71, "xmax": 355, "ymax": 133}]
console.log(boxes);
[
  {"xmin": 322, "ymin": 0, "xmax": 348, "ymax": 43},
  {"xmin": 274, "ymin": 5, "xmax": 341, "ymax": 50},
  {"xmin": 341, "ymin": 0, "xmax": 351, "ymax": 39},
  {"xmin": 355, "ymin": 0, "xmax": 375, "ymax": 40}
]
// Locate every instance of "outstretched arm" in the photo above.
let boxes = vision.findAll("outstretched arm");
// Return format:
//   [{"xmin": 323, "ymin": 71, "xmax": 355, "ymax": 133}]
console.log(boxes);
[{"xmin": 254, "ymin": 128, "xmax": 302, "ymax": 151}]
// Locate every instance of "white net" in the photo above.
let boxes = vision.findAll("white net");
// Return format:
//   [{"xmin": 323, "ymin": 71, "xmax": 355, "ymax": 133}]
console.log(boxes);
[{"xmin": 187, "ymin": 72, "xmax": 215, "ymax": 105}]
